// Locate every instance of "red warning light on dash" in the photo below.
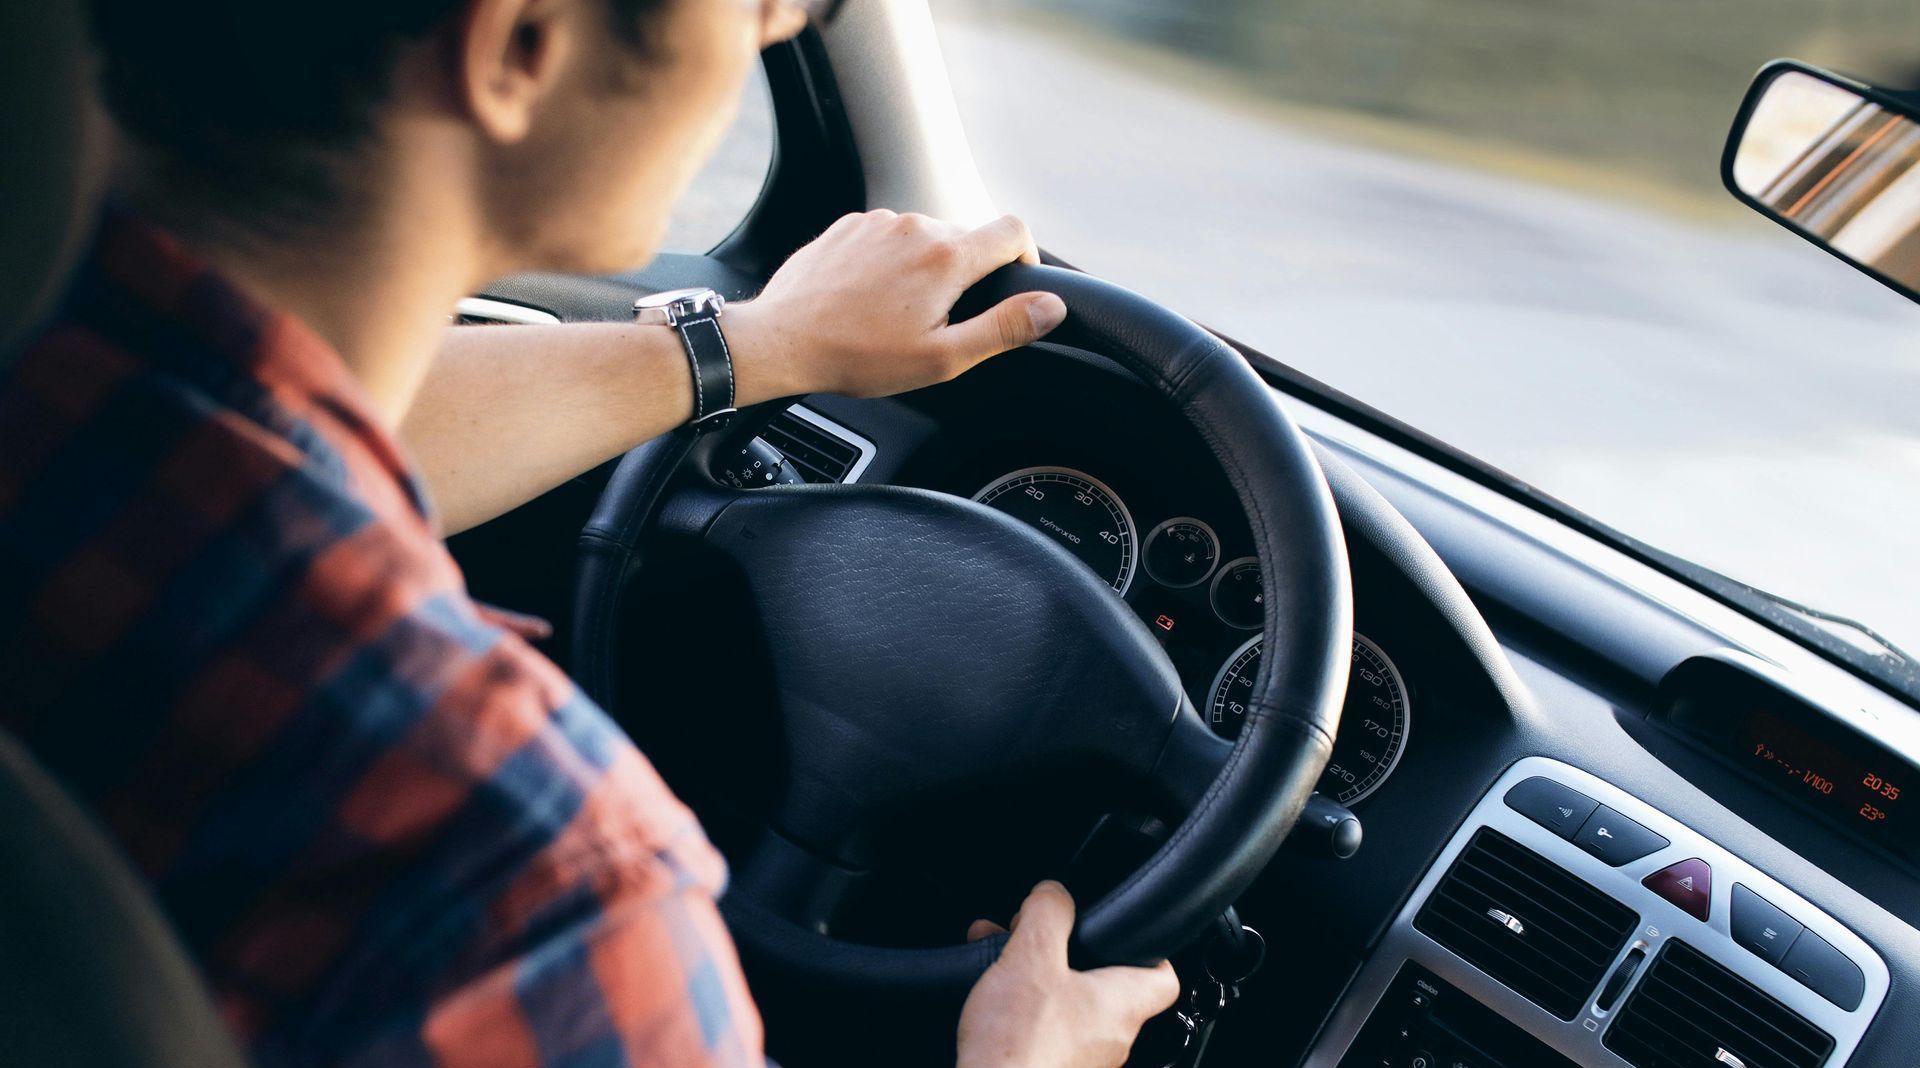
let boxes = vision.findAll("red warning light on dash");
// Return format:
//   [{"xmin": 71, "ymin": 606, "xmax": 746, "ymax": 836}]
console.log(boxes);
[{"xmin": 1154, "ymin": 614, "xmax": 1177, "ymax": 632}]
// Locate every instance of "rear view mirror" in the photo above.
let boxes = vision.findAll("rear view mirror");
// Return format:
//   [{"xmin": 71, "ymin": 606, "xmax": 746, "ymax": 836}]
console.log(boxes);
[{"xmin": 1725, "ymin": 60, "xmax": 1920, "ymax": 303}]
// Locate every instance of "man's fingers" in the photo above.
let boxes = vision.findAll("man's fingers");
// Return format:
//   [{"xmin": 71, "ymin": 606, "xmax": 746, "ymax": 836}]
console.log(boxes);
[
  {"xmin": 957, "ymin": 213, "xmax": 1041, "ymax": 275},
  {"xmin": 1006, "ymin": 880, "xmax": 1076, "ymax": 961},
  {"xmin": 967, "ymin": 918, "xmax": 1008, "ymax": 942},
  {"xmin": 1091, "ymin": 959, "xmax": 1183, "ymax": 1021},
  {"xmin": 942, "ymin": 291, "xmax": 1067, "ymax": 365},
  {"xmin": 761, "ymin": 2, "xmax": 808, "ymax": 43}
]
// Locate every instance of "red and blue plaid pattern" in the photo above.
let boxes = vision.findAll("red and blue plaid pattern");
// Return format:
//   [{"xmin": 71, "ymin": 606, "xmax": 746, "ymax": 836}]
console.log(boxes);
[{"xmin": 0, "ymin": 214, "xmax": 765, "ymax": 1068}]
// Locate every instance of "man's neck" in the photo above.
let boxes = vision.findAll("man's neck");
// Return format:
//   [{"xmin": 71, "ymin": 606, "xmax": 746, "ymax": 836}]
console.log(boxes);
[{"xmin": 130, "ymin": 140, "xmax": 493, "ymax": 427}]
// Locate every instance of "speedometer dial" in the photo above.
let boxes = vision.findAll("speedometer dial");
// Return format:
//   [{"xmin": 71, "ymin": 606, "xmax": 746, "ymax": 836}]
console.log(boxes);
[
  {"xmin": 1206, "ymin": 633, "xmax": 1410, "ymax": 805},
  {"xmin": 973, "ymin": 467, "xmax": 1138, "ymax": 594}
]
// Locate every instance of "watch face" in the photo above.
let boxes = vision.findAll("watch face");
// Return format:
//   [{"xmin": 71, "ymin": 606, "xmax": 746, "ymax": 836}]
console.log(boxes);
[
  {"xmin": 633, "ymin": 288, "xmax": 725, "ymax": 324},
  {"xmin": 633, "ymin": 287, "xmax": 712, "ymax": 310}
]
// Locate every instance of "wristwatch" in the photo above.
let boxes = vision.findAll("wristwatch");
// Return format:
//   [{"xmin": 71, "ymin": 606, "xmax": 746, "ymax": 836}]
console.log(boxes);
[{"xmin": 633, "ymin": 287, "xmax": 736, "ymax": 434}]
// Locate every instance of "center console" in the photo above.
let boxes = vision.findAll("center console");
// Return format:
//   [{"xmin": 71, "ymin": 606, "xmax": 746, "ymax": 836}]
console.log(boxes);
[{"xmin": 1307, "ymin": 758, "xmax": 1889, "ymax": 1068}]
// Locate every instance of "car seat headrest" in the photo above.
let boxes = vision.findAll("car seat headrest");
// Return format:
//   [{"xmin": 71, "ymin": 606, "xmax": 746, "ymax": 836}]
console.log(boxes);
[{"xmin": 0, "ymin": 3, "xmax": 111, "ymax": 364}]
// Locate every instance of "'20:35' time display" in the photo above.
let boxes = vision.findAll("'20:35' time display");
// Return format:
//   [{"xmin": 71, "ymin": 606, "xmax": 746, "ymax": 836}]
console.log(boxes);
[
  {"xmin": 1735, "ymin": 705, "xmax": 1912, "ymax": 847},
  {"xmin": 1663, "ymin": 656, "xmax": 1920, "ymax": 865}
]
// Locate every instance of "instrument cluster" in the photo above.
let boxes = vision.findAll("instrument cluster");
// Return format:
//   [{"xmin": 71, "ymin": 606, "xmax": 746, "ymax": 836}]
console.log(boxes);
[{"xmin": 973, "ymin": 464, "xmax": 1411, "ymax": 807}]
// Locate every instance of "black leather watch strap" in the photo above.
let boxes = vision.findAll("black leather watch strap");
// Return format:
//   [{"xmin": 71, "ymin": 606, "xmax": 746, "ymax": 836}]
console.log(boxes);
[{"xmin": 674, "ymin": 311, "xmax": 736, "ymax": 434}]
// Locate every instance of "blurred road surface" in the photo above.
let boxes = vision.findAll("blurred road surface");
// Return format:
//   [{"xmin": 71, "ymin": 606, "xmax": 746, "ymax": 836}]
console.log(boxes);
[{"xmin": 934, "ymin": 14, "xmax": 1920, "ymax": 655}]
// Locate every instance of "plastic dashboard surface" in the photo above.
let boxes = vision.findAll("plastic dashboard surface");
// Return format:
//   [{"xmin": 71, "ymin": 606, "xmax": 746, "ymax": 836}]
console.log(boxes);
[{"xmin": 1306, "ymin": 757, "xmax": 1890, "ymax": 1068}]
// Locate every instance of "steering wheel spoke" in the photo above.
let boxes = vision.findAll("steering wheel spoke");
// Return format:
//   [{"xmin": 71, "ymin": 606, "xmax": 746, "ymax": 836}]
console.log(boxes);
[
  {"xmin": 730, "ymin": 762, "xmax": 894, "ymax": 933},
  {"xmin": 1143, "ymin": 697, "xmax": 1238, "ymax": 815},
  {"xmin": 651, "ymin": 471, "xmax": 748, "ymax": 538},
  {"xmin": 731, "ymin": 826, "xmax": 867, "ymax": 933}
]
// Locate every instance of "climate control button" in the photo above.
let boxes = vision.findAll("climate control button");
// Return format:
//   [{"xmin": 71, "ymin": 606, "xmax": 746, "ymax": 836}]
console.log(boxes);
[
  {"xmin": 1783, "ymin": 929, "xmax": 1866, "ymax": 1011},
  {"xmin": 1730, "ymin": 884, "xmax": 1802, "ymax": 966}
]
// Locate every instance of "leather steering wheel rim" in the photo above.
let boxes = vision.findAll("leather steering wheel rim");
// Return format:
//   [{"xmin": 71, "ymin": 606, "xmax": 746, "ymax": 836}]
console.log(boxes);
[{"xmin": 573, "ymin": 263, "xmax": 1352, "ymax": 1000}]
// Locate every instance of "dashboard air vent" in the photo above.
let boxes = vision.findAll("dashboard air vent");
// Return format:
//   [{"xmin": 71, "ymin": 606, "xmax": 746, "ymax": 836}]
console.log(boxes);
[
  {"xmin": 453, "ymin": 296, "xmax": 560, "ymax": 326},
  {"xmin": 1414, "ymin": 827, "xmax": 1637, "ymax": 1019},
  {"xmin": 761, "ymin": 405, "xmax": 874, "ymax": 484},
  {"xmin": 1604, "ymin": 939, "xmax": 1834, "ymax": 1068}
]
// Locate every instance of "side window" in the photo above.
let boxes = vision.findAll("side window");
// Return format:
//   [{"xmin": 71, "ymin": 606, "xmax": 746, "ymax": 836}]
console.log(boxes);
[{"xmin": 661, "ymin": 64, "xmax": 775, "ymax": 253}]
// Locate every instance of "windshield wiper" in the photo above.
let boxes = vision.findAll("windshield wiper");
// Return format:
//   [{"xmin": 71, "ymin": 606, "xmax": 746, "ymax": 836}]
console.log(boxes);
[
  {"xmin": 1628, "ymin": 539, "xmax": 1918, "ymax": 676},
  {"xmin": 1744, "ymin": 588, "xmax": 1914, "ymax": 667}
]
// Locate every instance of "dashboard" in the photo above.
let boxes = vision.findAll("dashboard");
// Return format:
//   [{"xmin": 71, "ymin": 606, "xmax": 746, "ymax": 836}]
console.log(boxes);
[
  {"xmin": 725, "ymin": 342, "xmax": 1920, "ymax": 1068},
  {"xmin": 451, "ymin": 274, "xmax": 1920, "ymax": 1068},
  {"xmin": 946, "ymin": 449, "xmax": 1920, "ymax": 1067}
]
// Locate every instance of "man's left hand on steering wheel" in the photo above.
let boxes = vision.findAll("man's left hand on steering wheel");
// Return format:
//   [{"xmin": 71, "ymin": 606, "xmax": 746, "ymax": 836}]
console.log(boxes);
[{"xmin": 959, "ymin": 881, "xmax": 1182, "ymax": 1068}]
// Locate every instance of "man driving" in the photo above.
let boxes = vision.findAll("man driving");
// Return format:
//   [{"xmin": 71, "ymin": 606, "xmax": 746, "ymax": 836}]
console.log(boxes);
[{"xmin": 0, "ymin": 0, "xmax": 1178, "ymax": 1065}]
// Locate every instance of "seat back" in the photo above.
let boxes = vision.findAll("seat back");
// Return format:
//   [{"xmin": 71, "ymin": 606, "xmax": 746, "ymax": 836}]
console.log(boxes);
[
  {"xmin": 0, "ymin": 729, "xmax": 248, "ymax": 1068},
  {"xmin": 0, "ymin": 3, "xmax": 109, "ymax": 362},
  {"xmin": 0, "ymin": 5, "xmax": 247, "ymax": 1065}
]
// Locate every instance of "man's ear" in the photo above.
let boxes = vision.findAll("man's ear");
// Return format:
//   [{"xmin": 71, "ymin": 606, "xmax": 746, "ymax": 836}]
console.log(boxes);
[{"xmin": 458, "ymin": 0, "xmax": 575, "ymax": 143}]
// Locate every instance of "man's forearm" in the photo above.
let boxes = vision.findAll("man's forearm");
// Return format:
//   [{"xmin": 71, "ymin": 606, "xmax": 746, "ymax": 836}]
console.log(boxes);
[
  {"xmin": 404, "ymin": 211, "xmax": 1064, "ymax": 537},
  {"xmin": 403, "ymin": 311, "xmax": 795, "ymax": 536}
]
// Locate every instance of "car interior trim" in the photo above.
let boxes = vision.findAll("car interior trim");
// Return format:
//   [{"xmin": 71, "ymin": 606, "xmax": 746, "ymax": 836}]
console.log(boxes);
[
  {"xmin": 783, "ymin": 403, "xmax": 878, "ymax": 484},
  {"xmin": 453, "ymin": 296, "xmax": 562, "ymax": 326},
  {"xmin": 1306, "ymin": 756, "xmax": 1890, "ymax": 1068},
  {"xmin": 815, "ymin": 0, "xmax": 997, "ymax": 224}
]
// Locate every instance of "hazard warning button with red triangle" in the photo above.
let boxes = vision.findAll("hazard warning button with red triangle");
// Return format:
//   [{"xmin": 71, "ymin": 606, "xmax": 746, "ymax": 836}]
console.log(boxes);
[{"xmin": 1642, "ymin": 857, "xmax": 1713, "ymax": 920}]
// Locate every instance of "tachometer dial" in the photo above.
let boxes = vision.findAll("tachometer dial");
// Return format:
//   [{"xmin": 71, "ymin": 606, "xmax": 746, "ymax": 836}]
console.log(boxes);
[
  {"xmin": 1143, "ymin": 517, "xmax": 1220, "ymax": 589},
  {"xmin": 1206, "ymin": 633, "xmax": 1410, "ymax": 805},
  {"xmin": 973, "ymin": 467, "xmax": 1138, "ymax": 594},
  {"xmin": 1209, "ymin": 556, "xmax": 1264, "ymax": 630}
]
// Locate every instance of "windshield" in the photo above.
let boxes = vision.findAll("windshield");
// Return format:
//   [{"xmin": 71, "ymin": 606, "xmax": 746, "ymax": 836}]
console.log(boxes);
[{"xmin": 933, "ymin": 0, "xmax": 1920, "ymax": 663}]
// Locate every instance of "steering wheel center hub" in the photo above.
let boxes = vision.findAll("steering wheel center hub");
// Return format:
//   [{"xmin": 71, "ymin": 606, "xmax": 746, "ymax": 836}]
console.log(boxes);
[{"xmin": 702, "ymin": 484, "xmax": 1186, "ymax": 855}]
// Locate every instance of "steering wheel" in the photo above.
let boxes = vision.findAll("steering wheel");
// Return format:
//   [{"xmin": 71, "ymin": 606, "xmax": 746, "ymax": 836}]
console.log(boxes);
[{"xmin": 572, "ymin": 264, "xmax": 1352, "ymax": 1000}]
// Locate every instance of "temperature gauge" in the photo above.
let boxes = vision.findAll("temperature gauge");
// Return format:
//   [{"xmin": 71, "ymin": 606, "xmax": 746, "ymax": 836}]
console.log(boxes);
[{"xmin": 1143, "ymin": 517, "xmax": 1220, "ymax": 589}]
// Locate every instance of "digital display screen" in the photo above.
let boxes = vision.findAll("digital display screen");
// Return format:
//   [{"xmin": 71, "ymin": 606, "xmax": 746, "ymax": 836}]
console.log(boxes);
[
  {"xmin": 1733, "ymin": 706, "xmax": 1906, "ymax": 835},
  {"xmin": 1671, "ymin": 686, "xmax": 1920, "ymax": 862}
]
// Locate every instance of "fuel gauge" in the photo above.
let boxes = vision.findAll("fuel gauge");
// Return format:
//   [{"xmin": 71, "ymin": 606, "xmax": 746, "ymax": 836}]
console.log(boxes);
[{"xmin": 1210, "ymin": 556, "xmax": 1264, "ymax": 630}]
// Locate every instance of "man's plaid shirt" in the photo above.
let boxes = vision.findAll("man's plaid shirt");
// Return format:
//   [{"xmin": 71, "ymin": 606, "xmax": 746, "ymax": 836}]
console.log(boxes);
[{"xmin": 0, "ymin": 213, "xmax": 764, "ymax": 1068}]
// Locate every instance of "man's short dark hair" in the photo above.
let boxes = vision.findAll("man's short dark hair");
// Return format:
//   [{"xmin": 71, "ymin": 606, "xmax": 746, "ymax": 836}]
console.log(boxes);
[{"xmin": 86, "ymin": 1, "xmax": 665, "ymax": 228}]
